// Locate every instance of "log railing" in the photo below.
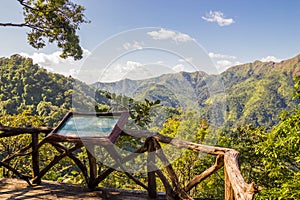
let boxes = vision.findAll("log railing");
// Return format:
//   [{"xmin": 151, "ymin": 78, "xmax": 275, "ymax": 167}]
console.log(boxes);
[
  {"xmin": 0, "ymin": 125, "xmax": 52, "ymax": 185},
  {"xmin": 0, "ymin": 125, "xmax": 261, "ymax": 200}
]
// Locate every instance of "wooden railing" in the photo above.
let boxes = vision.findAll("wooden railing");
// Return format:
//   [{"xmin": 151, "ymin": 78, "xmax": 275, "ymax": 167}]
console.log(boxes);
[
  {"xmin": 0, "ymin": 125, "xmax": 261, "ymax": 200},
  {"xmin": 0, "ymin": 125, "xmax": 52, "ymax": 185}
]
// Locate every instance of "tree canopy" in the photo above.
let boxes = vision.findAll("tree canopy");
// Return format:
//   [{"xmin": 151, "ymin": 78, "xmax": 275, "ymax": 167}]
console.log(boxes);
[
  {"xmin": 0, "ymin": 55, "xmax": 300, "ymax": 198},
  {"xmin": 0, "ymin": 0, "xmax": 89, "ymax": 60}
]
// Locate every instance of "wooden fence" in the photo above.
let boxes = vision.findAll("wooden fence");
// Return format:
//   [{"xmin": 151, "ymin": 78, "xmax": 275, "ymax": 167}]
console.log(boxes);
[{"xmin": 0, "ymin": 124, "xmax": 261, "ymax": 200}]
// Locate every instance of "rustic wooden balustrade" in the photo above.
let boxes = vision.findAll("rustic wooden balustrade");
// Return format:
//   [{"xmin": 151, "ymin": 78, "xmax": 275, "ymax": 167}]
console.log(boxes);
[{"xmin": 0, "ymin": 124, "xmax": 261, "ymax": 200}]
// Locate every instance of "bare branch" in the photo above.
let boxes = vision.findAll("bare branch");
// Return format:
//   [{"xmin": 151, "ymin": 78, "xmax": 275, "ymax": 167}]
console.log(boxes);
[
  {"xmin": 17, "ymin": 0, "xmax": 38, "ymax": 11},
  {"xmin": 0, "ymin": 22, "xmax": 28, "ymax": 27},
  {"xmin": 0, "ymin": 22, "xmax": 45, "ymax": 32}
]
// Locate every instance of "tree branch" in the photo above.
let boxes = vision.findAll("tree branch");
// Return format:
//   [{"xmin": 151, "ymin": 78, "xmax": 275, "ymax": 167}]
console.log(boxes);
[
  {"xmin": 0, "ymin": 22, "xmax": 45, "ymax": 32},
  {"xmin": 0, "ymin": 22, "xmax": 28, "ymax": 27},
  {"xmin": 17, "ymin": 0, "xmax": 38, "ymax": 11}
]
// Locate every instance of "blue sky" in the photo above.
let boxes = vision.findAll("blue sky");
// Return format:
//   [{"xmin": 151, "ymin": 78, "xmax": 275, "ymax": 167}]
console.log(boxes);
[{"xmin": 1, "ymin": 0, "xmax": 300, "ymax": 80}]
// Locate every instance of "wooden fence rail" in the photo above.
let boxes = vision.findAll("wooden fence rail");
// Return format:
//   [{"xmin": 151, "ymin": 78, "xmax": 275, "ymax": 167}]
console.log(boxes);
[{"xmin": 0, "ymin": 125, "xmax": 261, "ymax": 200}]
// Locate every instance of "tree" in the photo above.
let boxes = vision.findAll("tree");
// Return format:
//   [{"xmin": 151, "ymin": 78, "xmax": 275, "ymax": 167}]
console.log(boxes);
[
  {"xmin": 218, "ymin": 125, "xmax": 266, "ymax": 187},
  {"xmin": 253, "ymin": 77, "xmax": 300, "ymax": 199},
  {"xmin": 218, "ymin": 76, "xmax": 300, "ymax": 199},
  {"xmin": 159, "ymin": 111, "xmax": 224, "ymax": 199},
  {"xmin": 0, "ymin": 0, "xmax": 89, "ymax": 60}
]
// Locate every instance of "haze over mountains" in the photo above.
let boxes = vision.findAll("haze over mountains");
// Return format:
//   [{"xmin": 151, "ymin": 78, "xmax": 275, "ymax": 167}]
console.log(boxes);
[{"xmin": 1, "ymin": 53, "xmax": 299, "ymax": 128}]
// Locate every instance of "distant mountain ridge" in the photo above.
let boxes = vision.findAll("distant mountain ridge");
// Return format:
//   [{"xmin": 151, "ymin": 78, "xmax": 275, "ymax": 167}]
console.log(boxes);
[
  {"xmin": 1, "ymin": 53, "xmax": 299, "ymax": 128},
  {"xmin": 93, "ymin": 54, "xmax": 300, "ymax": 128}
]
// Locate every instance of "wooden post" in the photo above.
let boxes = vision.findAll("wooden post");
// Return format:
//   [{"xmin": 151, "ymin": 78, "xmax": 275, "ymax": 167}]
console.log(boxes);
[
  {"xmin": 155, "ymin": 168, "xmax": 176, "ymax": 200},
  {"xmin": 32, "ymin": 132, "xmax": 40, "ymax": 184},
  {"xmin": 152, "ymin": 138, "xmax": 193, "ymax": 200},
  {"xmin": 147, "ymin": 139, "xmax": 157, "ymax": 198},
  {"xmin": 87, "ymin": 145, "xmax": 97, "ymax": 189},
  {"xmin": 224, "ymin": 164, "xmax": 234, "ymax": 200}
]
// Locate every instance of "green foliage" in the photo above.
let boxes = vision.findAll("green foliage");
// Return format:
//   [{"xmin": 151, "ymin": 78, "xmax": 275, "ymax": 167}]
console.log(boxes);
[
  {"xmin": 97, "ymin": 91, "xmax": 161, "ymax": 129},
  {"xmin": 159, "ymin": 111, "xmax": 224, "ymax": 199},
  {"xmin": 225, "ymin": 73, "xmax": 295, "ymax": 128},
  {"xmin": 96, "ymin": 55, "xmax": 300, "ymax": 129},
  {"xmin": 294, "ymin": 75, "xmax": 300, "ymax": 103},
  {"xmin": 0, "ymin": 55, "xmax": 109, "ymax": 126},
  {"xmin": 255, "ymin": 109, "xmax": 300, "ymax": 199},
  {"xmin": 18, "ymin": 0, "xmax": 89, "ymax": 59},
  {"xmin": 1, "ymin": 54, "xmax": 300, "ymax": 199},
  {"xmin": 217, "ymin": 76, "xmax": 300, "ymax": 199},
  {"xmin": 218, "ymin": 125, "xmax": 266, "ymax": 186},
  {"xmin": 128, "ymin": 98, "xmax": 161, "ymax": 129},
  {"xmin": 254, "ymin": 77, "xmax": 300, "ymax": 199},
  {"xmin": 0, "ymin": 111, "xmax": 43, "ymax": 177}
]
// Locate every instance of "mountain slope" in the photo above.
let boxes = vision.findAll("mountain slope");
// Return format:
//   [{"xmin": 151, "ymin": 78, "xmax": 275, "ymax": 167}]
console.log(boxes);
[
  {"xmin": 0, "ymin": 54, "xmax": 108, "ymax": 126},
  {"xmin": 94, "ymin": 54, "xmax": 300, "ymax": 128},
  {"xmin": 93, "ymin": 71, "xmax": 209, "ymax": 108},
  {"xmin": 222, "ymin": 55, "xmax": 300, "ymax": 127},
  {"xmin": 1, "ymin": 54, "xmax": 299, "ymax": 128}
]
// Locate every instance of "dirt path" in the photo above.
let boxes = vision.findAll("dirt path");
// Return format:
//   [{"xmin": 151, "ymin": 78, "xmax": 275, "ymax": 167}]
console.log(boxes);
[{"xmin": 0, "ymin": 178, "xmax": 165, "ymax": 200}]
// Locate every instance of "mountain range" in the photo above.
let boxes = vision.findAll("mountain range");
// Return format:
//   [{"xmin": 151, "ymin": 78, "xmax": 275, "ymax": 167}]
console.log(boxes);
[
  {"xmin": 1, "ymin": 53, "xmax": 299, "ymax": 128},
  {"xmin": 94, "ymin": 54, "xmax": 300, "ymax": 128}
]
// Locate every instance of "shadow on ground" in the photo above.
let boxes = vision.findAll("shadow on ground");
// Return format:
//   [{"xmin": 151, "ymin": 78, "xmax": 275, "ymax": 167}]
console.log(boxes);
[{"xmin": 0, "ymin": 178, "xmax": 165, "ymax": 200}]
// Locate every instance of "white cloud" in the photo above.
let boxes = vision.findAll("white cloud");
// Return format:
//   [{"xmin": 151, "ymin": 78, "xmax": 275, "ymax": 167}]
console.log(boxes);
[
  {"xmin": 208, "ymin": 52, "xmax": 236, "ymax": 59},
  {"xmin": 217, "ymin": 60, "xmax": 232, "ymax": 67},
  {"xmin": 260, "ymin": 56, "xmax": 282, "ymax": 63},
  {"xmin": 215, "ymin": 60, "xmax": 245, "ymax": 72},
  {"xmin": 178, "ymin": 57, "xmax": 193, "ymax": 63},
  {"xmin": 209, "ymin": 52, "xmax": 239, "ymax": 71},
  {"xmin": 19, "ymin": 49, "xmax": 91, "ymax": 78},
  {"xmin": 109, "ymin": 61, "xmax": 144, "ymax": 76},
  {"xmin": 202, "ymin": 11, "xmax": 235, "ymax": 26},
  {"xmin": 69, "ymin": 68, "xmax": 80, "ymax": 78},
  {"xmin": 20, "ymin": 48, "xmax": 91, "ymax": 68},
  {"xmin": 42, "ymin": 66, "xmax": 55, "ymax": 72},
  {"xmin": 147, "ymin": 28, "xmax": 193, "ymax": 43},
  {"xmin": 173, "ymin": 64, "xmax": 185, "ymax": 72},
  {"xmin": 123, "ymin": 41, "xmax": 144, "ymax": 50},
  {"xmin": 82, "ymin": 48, "xmax": 92, "ymax": 57},
  {"xmin": 125, "ymin": 61, "xmax": 143, "ymax": 70},
  {"xmin": 234, "ymin": 61, "xmax": 243, "ymax": 66},
  {"xmin": 20, "ymin": 51, "xmax": 61, "ymax": 66},
  {"xmin": 102, "ymin": 61, "xmax": 156, "ymax": 82},
  {"xmin": 216, "ymin": 60, "xmax": 233, "ymax": 71}
]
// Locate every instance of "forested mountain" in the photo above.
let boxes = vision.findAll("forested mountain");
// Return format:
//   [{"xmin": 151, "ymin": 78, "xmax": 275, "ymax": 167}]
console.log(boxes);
[
  {"xmin": 1, "ymin": 54, "xmax": 300, "ymax": 128},
  {"xmin": 0, "ymin": 54, "xmax": 108, "ymax": 126},
  {"xmin": 223, "ymin": 55, "xmax": 300, "ymax": 127},
  {"xmin": 0, "ymin": 54, "xmax": 299, "ymax": 199},
  {"xmin": 95, "ymin": 54, "xmax": 300, "ymax": 128}
]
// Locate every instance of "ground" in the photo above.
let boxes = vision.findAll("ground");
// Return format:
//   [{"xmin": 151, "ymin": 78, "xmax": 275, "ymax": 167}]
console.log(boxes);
[{"xmin": 0, "ymin": 178, "xmax": 166, "ymax": 200}]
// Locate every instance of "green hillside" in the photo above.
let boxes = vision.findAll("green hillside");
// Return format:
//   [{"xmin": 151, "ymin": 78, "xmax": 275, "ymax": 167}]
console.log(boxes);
[
  {"xmin": 1, "ymin": 53, "xmax": 299, "ymax": 128},
  {"xmin": 223, "ymin": 55, "xmax": 300, "ymax": 127},
  {"xmin": 0, "ymin": 54, "xmax": 299, "ymax": 199},
  {"xmin": 95, "ymin": 54, "xmax": 300, "ymax": 128},
  {"xmin": 0, "ymin": 54, "xmax": 109, "ymax": 126}
]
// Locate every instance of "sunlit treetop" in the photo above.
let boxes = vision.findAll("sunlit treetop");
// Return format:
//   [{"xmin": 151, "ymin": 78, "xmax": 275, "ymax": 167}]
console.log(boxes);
[{"xmin": 0, "ymin": 0, "xmax": 90, "ymax": 60}]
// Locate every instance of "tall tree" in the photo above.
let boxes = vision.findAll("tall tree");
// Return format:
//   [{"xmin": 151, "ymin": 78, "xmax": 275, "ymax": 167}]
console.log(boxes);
[{"xmin": 0, "ymin": 0, "xmax": 89, "ymax": 60}]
